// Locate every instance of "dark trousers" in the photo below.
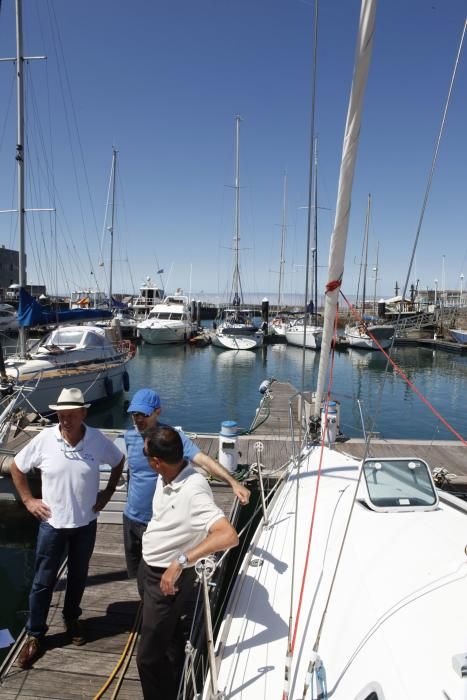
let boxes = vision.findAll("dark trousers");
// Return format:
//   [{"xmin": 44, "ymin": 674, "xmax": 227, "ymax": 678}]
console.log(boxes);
[
  {"xmin": 122, "ymin": 513, "xmax": 148, "ymax": 578},
  {"xmin": 137, "ymin": 561, "xmax": 196, "ymax": 700},
  {"xmin": 27, "ymin": 519, "xmax": 97, "ymax": 639}
]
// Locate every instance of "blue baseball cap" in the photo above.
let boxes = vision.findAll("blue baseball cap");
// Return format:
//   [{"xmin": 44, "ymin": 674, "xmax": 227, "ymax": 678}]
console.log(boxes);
[{"xmin": 127, "ymin": 389, "xmax": 161, "ymax": 415}]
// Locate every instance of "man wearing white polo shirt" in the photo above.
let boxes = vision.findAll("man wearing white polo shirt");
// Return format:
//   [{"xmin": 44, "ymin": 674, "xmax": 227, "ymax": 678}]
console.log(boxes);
[
  {"xmin": 137, "ymin": 424, "xmax": 238, "ymax": 700},
  {"xmin": 11, "ymin": 387, "xmax": 125, "ymax": 669}
]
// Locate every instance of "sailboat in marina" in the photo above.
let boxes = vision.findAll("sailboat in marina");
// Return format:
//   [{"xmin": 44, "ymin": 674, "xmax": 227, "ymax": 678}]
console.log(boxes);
[
  {"xmin": 0, "ymin": 0, "xmax": 133, "ymax": 415},
  {"xmin": 285, "ymin": 138, "xmax": 323, "ymax": 350},
  {"xmin": 199, "ymin": 3, "xmax": 467, "ymax": 699},
  {"xmin": 211, "ymin": 116, "xmax": 263, "ymax": 351},
  {"xmin": 345, "ymin": 193, "xmax": 394, "ymax": 350}
]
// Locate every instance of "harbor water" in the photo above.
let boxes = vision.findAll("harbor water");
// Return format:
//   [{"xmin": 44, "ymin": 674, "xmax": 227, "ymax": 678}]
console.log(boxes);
[{"xmin": 1, "ymin": 340, "xmax": 467, "ymax": 662}]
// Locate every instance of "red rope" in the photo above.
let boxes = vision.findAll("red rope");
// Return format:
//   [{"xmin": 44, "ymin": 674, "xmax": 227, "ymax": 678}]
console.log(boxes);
[
  {"xmin": 289, "ymin": 305, "xmax": 340, "ymax": 657},
  {"xmin": 341, "ymin": 291, "xmax": 467, "ymax": 446}
]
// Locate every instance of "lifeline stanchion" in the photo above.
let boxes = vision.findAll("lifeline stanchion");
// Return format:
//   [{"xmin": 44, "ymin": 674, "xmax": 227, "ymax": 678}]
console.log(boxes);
[
  {"xmin": 195, "ymin": 557, "xmax": 225, "ymax": 700},
  {"xmin": 254, "ymin": 441, "xmax": 269, "ymax": 527}
]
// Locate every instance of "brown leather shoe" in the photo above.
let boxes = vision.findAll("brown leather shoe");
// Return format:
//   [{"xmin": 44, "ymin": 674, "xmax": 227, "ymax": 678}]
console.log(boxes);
[
  {"xmin": 17, "ymin": 635, "xmax": 42, "ymax": 669},
  {"xmin": 65, "ymin": 618, "xmax": 86, "ymax": 646}
]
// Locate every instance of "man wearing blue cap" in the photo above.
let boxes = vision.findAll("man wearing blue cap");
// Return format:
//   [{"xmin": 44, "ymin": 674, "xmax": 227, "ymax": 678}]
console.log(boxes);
[{"xmin": 123, "ymin": 388, "xmax": 249, "ymax": 578}]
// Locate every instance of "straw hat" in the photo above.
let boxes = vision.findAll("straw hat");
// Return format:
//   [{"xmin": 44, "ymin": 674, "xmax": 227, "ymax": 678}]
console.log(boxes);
[{"xmin": 48, "ymin": 387, "xmax": 91, "ymax": 411}]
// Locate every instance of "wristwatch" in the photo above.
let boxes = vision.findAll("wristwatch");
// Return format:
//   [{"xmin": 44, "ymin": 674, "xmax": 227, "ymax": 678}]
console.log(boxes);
[{"xmin": 176, "ymin": 552, "xmax": 188, "ymax": 568}]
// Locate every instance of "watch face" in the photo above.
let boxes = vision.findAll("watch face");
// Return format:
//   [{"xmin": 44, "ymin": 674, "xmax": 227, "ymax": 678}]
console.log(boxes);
[{"xmin": 178, "ymin": 554, "xmax": 187, "ymax": 566}]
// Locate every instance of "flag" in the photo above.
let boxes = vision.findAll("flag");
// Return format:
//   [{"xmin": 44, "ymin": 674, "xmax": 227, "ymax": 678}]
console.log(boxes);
[{"xmin": 157, "ymin": 269, "xmax": 164, "ymax": 274}]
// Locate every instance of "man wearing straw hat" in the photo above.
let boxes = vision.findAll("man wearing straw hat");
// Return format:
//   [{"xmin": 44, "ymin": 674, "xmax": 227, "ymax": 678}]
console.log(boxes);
[{"xmin": 11, "ymin": 387, "xmax": 125, "ymax": 669}]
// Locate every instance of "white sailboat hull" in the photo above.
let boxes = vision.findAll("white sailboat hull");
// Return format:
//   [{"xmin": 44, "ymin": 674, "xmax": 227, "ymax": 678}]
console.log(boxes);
[
  {"xmin": 4, "ymin": 325, "xmax": 132, "ymax": 414},
  {"xmin": 6, "ymin": 360, "xmax": 128, "ymax": 414},
  {"xmin": 345, "ymin": 323, "xmax": 394, "ymax": 350},
  {"xmin": 211, "ymin": 326, "xmax": 263, "ymax": 350},
  {"xmin": 206, "ymin": 445, "xmax": 467, "ymax": 700},
  {"xmin": 285, "ymin": 324, "xmax": 322, "ymax": 349}
]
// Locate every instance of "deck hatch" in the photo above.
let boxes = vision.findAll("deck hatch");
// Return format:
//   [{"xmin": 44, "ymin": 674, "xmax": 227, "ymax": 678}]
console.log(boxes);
[{"xmin": 362, "ymin": 457, "xmax": 438, "ymax": 512}]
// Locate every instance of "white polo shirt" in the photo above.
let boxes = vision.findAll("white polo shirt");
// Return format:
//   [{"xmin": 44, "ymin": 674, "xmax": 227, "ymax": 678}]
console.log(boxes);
[
  {"xmin": 142, "ymin": 463, "xmax": 225, "ymax": 568},
  {"xmin": 15, "ymin": 424, "xmax": 123, "ymax": 529}
]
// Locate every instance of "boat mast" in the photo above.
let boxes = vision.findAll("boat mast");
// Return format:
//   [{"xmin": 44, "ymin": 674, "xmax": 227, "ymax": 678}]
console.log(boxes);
[
  {"xmin": 109, "ymin": 148, "xmax": 117, "ymax": 309},
  {"xmin": 361, "ymin": 192, "xmax": 371, "ymax": 319},
  {"xmin": 373, "ymin": 239, "xmax": 379, "ymax": 314},
  {"xmin": 313, "ymin": 0, "xmax": 377, "ymax": 419},
  {"xmin": 312, "ymin": 137, "xmax": 318, "ymax": 323},
  {"xmin": 278, "ymin": 172, "xmax": 287, "ymax": 307},
  {"xmin": 231, "ymin": 115, "xmax": 243, "ymax": 306},
  {"xmin": 15, "ymin": 0, "xmax": 26, "ymax": 357}
]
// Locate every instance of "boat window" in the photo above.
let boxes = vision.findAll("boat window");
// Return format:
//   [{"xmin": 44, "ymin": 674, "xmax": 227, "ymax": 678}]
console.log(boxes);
[
  {"xmin": 158, "ymin": 312, "xmax": 171, "ymax": 320},
  {"xmin": 362, "ymin": 458, "xmax": 438, "ymax": 512},
  {"xmin": 49, "ymin": 330, "xmax": 85, "ymax": 346},
  {"xmin": 84, "ymin": 333, "xmax": 106, "ymax": 348},
  {"xmin": 170, "ymin": 313, "xmax": 183, "ymax": 320}
]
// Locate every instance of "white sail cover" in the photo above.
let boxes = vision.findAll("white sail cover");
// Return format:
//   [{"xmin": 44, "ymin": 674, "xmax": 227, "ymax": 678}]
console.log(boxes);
[{"xmin": 314, "ymin": 0, "xmax": 377, "ymax": 417}]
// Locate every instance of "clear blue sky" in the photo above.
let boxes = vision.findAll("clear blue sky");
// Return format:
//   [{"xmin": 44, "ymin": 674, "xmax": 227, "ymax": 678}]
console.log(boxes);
[{"xmin": 0, "ymin": 0, "xmax": 467, "ymax": 303}]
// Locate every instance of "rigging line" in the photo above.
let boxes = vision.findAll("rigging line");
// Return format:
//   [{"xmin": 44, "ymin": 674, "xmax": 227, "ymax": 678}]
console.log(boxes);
[
  {"xmin": 284, "ymin": 303, "xmax": 339, "ymax": 693},
  {"xmin": 399, "ymin": 18, "xmax": 467, "ymax": 316},
  {"xmin": 45, "ymin": 1, "xmax": 99, "ymax": 280},
  {"xmin": 300, "ymin": 0, "xmax": 319, "ymax": 400},
  {"xmin": 356, "ymin": 19, "xmax": 467, "ymax": 448},
  {"xmin": 0, "ymin": 68, "xmax": 15, "ymax": 156},
  {"xmin": 341, "ymin": 290, "xmax": 467, "ymax": 445}
]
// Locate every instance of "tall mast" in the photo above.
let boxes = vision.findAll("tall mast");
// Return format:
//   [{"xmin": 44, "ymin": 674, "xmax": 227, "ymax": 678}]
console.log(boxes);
[
  {"xmin": 373, "ymin": 239, "xmax": 379, "ymax": 313},
  {"xmin": 15, "ymin": 0, "xmax": 26, "ymax": 357},
  {"xmin": 312, "ymin": 137, "xmax": 318, "ymax": 322},
  {"xmin": 231, "ymin": 115, "xmax": 242, "ymax": 305},
  {"xmin": 361, "ymin": 192, "xmax": 371, "ymax": 315},
  {"xmin": 278, "ymin": 172, "xmax": 287, "ymax": 307},
  {"xmin": 109, "ymin": 148, "xmax": 117, "ymax": 308}
]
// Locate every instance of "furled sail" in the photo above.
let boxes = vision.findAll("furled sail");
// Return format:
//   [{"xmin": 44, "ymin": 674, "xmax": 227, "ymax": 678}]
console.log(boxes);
[{"xmin": 314, "ymin": 0, "xmax": 377, "ymax": 417}]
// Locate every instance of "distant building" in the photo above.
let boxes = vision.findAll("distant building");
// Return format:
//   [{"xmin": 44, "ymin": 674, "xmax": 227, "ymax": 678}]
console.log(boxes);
[
  {"xmin": 0, "ymin": 245, "xmax": 46, "ymax": 300},
  {"xmin": 0, "ymin": 245, "xmax": 19, "ymax": 293}
]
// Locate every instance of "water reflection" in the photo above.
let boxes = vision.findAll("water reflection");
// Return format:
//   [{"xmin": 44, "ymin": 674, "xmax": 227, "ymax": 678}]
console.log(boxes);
[
  {"xmin": 214, "ymin": 349, "xmax": 256, "ymax": 367},
  {"xmin": 84, "ymin": 342, "xmax": 467, "ymax": 440}
]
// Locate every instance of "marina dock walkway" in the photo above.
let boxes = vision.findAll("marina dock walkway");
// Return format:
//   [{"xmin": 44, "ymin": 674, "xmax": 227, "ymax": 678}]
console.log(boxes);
[{"xmin": 1, "ymin": 380, "xmax": 466, "ymax": 698}]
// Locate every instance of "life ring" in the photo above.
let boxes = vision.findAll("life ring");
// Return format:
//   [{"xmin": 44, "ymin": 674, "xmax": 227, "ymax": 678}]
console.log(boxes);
[{"xmin": 119, "ymin": 340, "xmax": 137, "ymax": 358}]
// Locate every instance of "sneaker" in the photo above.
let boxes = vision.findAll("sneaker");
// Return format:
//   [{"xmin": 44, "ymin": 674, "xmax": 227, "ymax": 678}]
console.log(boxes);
[
  {"xmin": 17, "ymin": 635, "xmax": 42, "ymax": 669},
  {"xmin": 65, "ymin": 618, "xmax": 86, "ymax": 646}
]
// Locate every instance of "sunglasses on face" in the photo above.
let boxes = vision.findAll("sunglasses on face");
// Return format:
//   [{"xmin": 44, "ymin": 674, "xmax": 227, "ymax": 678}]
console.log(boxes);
[{"xmin": 132, "ymin": 412, "xmax": 149, "ymax": 419}]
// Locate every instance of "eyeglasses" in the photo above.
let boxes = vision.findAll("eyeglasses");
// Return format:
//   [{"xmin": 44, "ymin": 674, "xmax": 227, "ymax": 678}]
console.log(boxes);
[{"xmin": 131, "ymin": 412, "xmax": 149, "ymax": 419}]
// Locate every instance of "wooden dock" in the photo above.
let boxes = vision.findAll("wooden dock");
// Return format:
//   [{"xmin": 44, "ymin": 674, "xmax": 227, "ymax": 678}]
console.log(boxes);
[{"xmin": 1, "ymin": 380, "xmax": 466, "ymax": 698}]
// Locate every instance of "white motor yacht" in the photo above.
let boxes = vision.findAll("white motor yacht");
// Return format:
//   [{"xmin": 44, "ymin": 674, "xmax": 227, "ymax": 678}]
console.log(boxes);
[{"xmin": 137, "ymin": 294, "xmax": 195, "ymax": 344}]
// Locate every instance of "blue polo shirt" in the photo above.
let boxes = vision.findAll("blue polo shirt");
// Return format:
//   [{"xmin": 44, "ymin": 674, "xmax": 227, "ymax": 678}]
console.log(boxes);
[{"xmin": 123, "ymin": 423, "xmax": 200, "ymax": 525}]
